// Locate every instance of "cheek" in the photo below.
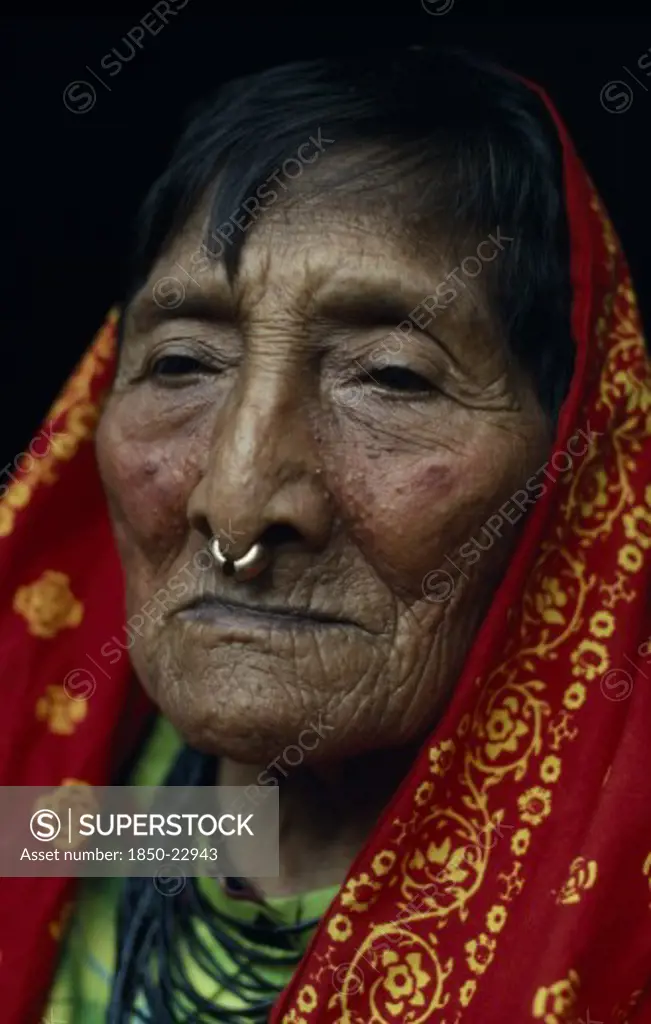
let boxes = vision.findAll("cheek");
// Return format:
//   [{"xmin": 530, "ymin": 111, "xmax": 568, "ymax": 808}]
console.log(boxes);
[
  {"xmin": 329, "ymin": 439, "xmax": 529, "ymax": 593},
  {"xmin": 95, "ymin": 410, "xmax": 202, "ymax": 557}
]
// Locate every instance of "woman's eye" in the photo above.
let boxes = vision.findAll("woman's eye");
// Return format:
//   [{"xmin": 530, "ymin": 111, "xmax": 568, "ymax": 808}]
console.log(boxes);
[
  {"xmin": 149, "ymin": 354, "xmax": 207, "ymax": 378},
  {"xmin": 369, "ymin": 366, "xmax": 435, "ymax": 393}
]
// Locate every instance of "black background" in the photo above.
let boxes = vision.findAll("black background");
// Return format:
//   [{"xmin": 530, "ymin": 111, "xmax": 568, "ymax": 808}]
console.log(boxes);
[{"xmin": 3, "ymin": 12, "xmax": 651, "ymax": 468}]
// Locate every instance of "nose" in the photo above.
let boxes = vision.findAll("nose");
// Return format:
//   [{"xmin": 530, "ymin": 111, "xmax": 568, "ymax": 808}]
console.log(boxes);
[{"xmin": 187, "ymin": 365, "xmax": 332, "ymax": 565}]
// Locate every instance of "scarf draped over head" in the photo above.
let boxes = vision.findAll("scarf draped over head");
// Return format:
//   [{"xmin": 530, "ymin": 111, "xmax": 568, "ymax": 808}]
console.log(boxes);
[{"xmin": 0, "ymin": 80, "xmax": 650, "ymax": 1024}]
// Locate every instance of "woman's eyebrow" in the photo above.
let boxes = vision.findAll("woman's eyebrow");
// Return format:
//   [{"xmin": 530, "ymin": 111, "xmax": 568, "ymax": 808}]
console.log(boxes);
[
  {"xmin": 310, "ymin": 285, "xmax": 464, "ymax": 368},
  {"xmin": 126, "ymin": 289, "xmax": 236, "ymax": 337},
  {"xmin": 312, "ymin": 290, "xmax": 417, "ymax": 328}
]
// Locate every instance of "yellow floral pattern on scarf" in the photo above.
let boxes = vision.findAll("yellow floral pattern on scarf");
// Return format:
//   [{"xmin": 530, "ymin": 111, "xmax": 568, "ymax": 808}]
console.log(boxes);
[
  {"xmin": 14, "ymin": 571, "xmax": 83, "ymax": 638},
  {"xmin": 554, "ymin": 857, "xmax": 598, "ymax": 906},
  {"xmin": 0, "ymin": 310, "xmax": 117, "ymax": 537},
  {"xmin": 381, "ymin": 949, "xmax": 431, "ymax": 1017},
  {"xmin": 532, "ymin": 968, "xmax": 580, "ymax": 1023},
  {"xmin": 32, "ymin": 778, "xmax": 96, "ymax": 851},
  {"xmin": 35, "ymin": 685, "xmax": 88, "ymax": 735}
]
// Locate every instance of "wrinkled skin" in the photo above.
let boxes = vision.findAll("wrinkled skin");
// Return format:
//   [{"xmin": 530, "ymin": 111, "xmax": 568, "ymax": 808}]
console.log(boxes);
[{"xmin": 97, "ymin": 195, "xmax": 551, "ymax": 773}]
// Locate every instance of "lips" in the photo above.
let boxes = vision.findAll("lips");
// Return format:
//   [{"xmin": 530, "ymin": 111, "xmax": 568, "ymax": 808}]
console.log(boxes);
[{"xmin": 176, "ymin": 594, "xmax": 365, "ymax": 631}]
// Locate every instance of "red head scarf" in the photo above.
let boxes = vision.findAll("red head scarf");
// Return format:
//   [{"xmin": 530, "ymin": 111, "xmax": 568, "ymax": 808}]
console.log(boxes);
[{"xmin": 1, "ymin": 80, "xmax": 650, "ymax": 1024}]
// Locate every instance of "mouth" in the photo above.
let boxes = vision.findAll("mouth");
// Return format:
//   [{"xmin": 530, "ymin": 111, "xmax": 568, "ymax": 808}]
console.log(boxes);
[{"xmin": 176, "ymin": 595, "xmax": 365, "ymax": 632}]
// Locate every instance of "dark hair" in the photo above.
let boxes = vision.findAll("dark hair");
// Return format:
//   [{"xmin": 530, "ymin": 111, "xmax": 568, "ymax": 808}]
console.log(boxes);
[{"xmin": 124, "ymin": 46, "xmax": 574, "ymax": 419}]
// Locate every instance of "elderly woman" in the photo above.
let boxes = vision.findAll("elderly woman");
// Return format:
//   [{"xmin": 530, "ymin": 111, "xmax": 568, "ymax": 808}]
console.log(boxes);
[{"xmin": 1, "ymin": 46, "xmax": 650, "ymax": 1024}]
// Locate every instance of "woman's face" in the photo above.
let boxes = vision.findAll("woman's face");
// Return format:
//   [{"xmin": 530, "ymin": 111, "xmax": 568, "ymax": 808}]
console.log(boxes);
[{"xmin": 96, "ymin": 191, "xmax": 552, "ymax": 764}]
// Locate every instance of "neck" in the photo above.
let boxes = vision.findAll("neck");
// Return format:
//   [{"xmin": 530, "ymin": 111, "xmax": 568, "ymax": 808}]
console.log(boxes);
[{"xmin": 216, "ymin": 745, "xmax": 418, "ymax": 898}]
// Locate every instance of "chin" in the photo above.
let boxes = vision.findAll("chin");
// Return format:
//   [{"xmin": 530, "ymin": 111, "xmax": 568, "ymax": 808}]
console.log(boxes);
[
  {"xmin": 172, "ymin": 708, "xmax": 314, "ymax": 766},
  {"xmin": 141, "ymin": 663, "xmax": 330, "ymax": 767},
  {"xmin": 136, "ymin": 625, "xmax": 387, "ymax": 765}
]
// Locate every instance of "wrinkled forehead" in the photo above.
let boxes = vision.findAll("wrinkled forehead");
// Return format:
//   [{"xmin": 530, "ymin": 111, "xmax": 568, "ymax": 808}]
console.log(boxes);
[{"xmin": 126, "ymin": 186, "xmax": 497, "ymax": 337}]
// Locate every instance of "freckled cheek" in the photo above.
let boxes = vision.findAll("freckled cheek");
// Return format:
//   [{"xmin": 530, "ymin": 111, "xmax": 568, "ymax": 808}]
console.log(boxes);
[
  {"xmin": 331, "ymin": 453, "xmax": 468, "ymax": 587},
  {"xmin": 97, "ymin": 430, "xmax": 202, "ymax": 549}
]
